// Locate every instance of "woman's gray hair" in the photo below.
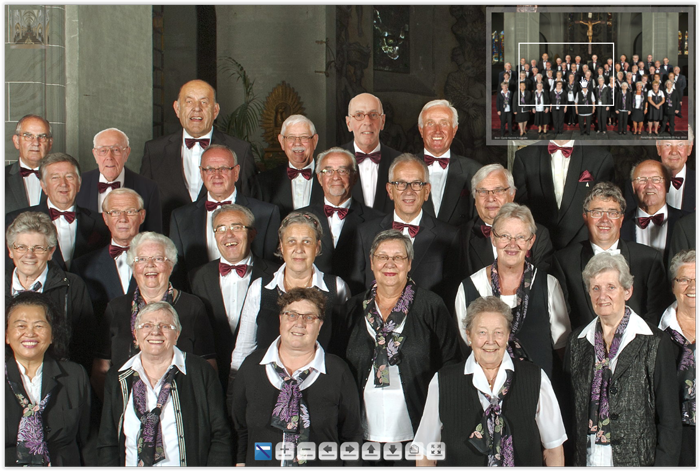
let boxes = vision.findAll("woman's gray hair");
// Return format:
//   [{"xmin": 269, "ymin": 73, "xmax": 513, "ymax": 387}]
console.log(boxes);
[
  {"xmin": 471, "ymin": 164, "xmax": 515, "ymax": 197},
  {"xmin": 101, "ymin": 187, "xmax": 144, "ymax": 212},
  {"xmin": 6, "ymin": 212, "xmax": 57, "ymax": 248},
  {"xmin": 280, "ymin": 114, "xmax": 316, "ymax": 137},
  {"xmin": 369, "ymin": 229, "xmax": 414, "ymax": 262},
  {"xmin": 465, "ymin": 296, "xmax": 513, "ymax": 333},
  {"xmin": 583, "ymin": 182, "xmax": 626, "ymax": 213},
  {"xmin": 418, "ymin": 99, "xmax": 459, "ymax": 127},
  {"xmin": 134, "ymin": 301, "xmax": 182, "ymax": 333},
  {"xmin": 315, "ymin": 147, "xmax": 357, "ymax": 173},
  {"xmin": 670, "ymin": 249, "xmax": 695, "ymax": 280},
  {"xmin": 388, "ymin": 153, "xmax": 429, "ymax": 182},
  {"xmin": 582, "ymin": 253, "xmax": 634, "ymax": 291},
  {"xmin": 126, "ymin": 232, "xmax": 178, "ymax": 268},
  {"xmin": 275, "ymin": 211, "xmax": 323, "ymax": 259},
  {"xmin": 492, "ymin": 203, "xmax": 537, "ymax": 236}
]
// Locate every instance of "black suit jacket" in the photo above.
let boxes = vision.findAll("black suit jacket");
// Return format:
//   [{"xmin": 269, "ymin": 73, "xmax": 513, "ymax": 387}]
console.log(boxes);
[
  {"xmin": 300, "ymin": 198, "xmax": 384, "ymax": 295},
  {"xmin": 139, "ymin": 128, "xmax": 257, "ymax": 232},
  {"xmin": 168, "ymin": 192, "xmax": 281, "ymax": 289},
  {"xmin": 615, "ymin": 90, "xmax": 633, "ymax": 112},
  {"xmin": 456, "ymin": 218, "xmax": 555, "ymax": 279},
  {"xmin": 339, "ymin": 141, "xmax": 402, "ymax": 213},
  {"xmin": 513, "ymin": 145, "xmax": 615, "ymax": 250},
  {"xmin": 675, "ymin": 74, "xmax": 687, "ymax": 96},
  {"xmin": 496, "ymin": 90, "xmax": 514, "ymax": 113},
  {"xmin": 254, "ymin": 163, "xmax": 323, "ymax": 219},
  {"xmin": 5, "ymin": 161, "xmax": 47, "ymax": 214},
  {"xmin": 551, "ymin": 239, "xmax": 671, "ymax": 331},
  {"xmin": 620, "ymin": 205, "xmax": 685, "ymax": 263},
  {"xmin": 75, "ymin": 167, "xmax": 163, "ymax": 233},
  {"xmin": 667, "ymin": 212, "xmax": 695, "ymax": 266}
]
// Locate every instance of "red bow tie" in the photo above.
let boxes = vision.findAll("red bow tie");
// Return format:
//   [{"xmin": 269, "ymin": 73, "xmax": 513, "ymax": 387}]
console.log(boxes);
[
  {"xmin": 109, "ymin": 244, "xmax": 129, "ymax": 258},
  {"xmin": 424, "ymin": 154, "xmax": 450, "ymax": 169},
  {"xmin": 205, "ymin": 200, "xmax": 232, "ymax": 211},
  {"xmin": 219, "ymin": 261, "xmax": 248, "ymax": 277},
  {"xmin": 547, "ymin": 143, "xmax": 573, "ymax": 158},
  {"xmin": 671, "ymin": 177, "xmax": 684, "ymax": 190},
  {"xmin": 19, "ymin": 167, "xmax": 39, "ymax": 178},
  {"xmin": 287, "ymin": 167, "xmax": 312, "ymax": 180},
  {"xmin": 392, "ymin": 221, "xmax": 420, "ymax": 238},
  {"xmin": 98, "ymin": 181, "xmax": 121, "ymax": 193},
  {"xmin": 324, "ymin": 205, "xmax": 349, "ymax": 220},
  {"xmin": 636, "ymin": 213, "xmax": 665, "ymax": 229},
  {"xmin": 355, "ymin": 151, "xmax": 381, "ymax": 164},
  {"xmin": 184, "ymin": 138, "xmax": 210, "ymax": 149},
  {"xmin": 48, "ymin": 208, "xmax": 76, "ymax": 223},
  {"xmin": 479, "ymin": 224, "xmax": 492, "ymax": 238}
]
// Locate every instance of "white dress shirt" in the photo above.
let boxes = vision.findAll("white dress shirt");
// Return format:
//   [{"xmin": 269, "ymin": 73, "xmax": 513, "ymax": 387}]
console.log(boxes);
[
  {"xmin": 11, "ymin": 265, "xmax": 48, "ymax": 296},
  {"xmin": 16, "ymin": 360, "xmax": 43, "ymax": 405},
  {"xmin": 324, "ymin": 197, "xmax": 352, "ymax": 248},
  {"xmin": 659, "ymin": 302, "xmax": 696, "ymax": 353},
  {"xmin": 502, "ymin": 91, "xmax": 511, "ymax": 112},
  {"xmin": 412, "ymin": 352, "xmax": 567, "ymax": 457},
  {"xmin": 206, "ymin": 189, "xmax": 237, "ymax": 262},
  {"xmin": 666, "ymin": 164, "xmax": 686, "ymax": 210},
  {"xmin": 454, "ymin": 267, "xmax": 571, "ymax": 349},
  {"xmin": 425, "ymin": 149, "xmax": 450, "ymax": 215},
  {"xmin": 19, "ymin": 160, "xmax": 42, "ymax": 206},
  {"xmin": 549, "ymin": 140, "xmax": 573, "ymax": 209},
  {"xmin": 534, "ymin": 91, "xmax": 546, "ymax": 112},
  {"xmin": 182, "ymin": 129, "xmax": 213, "ymax": 202},
  {"xmin": 591, "ymin": 239, "xmax": 620, "ymax": 256},
  {"xmin": 97, "ymin": 168, "xmax": 126, "ymax": 213},
  {"xmin": 121, "ymin": 348, "xmax": 187, "ymax": 467},
  {"xmin": 354, "ymin": 142, "xmax": 381, "ymax": 208},
  {"xmin": 393, "ymin": 210, "xmax": 422, "ymax": 244},
  {"xmin": 289, "ymin": 161, "xmax": 315, "ymax": 210},
  {"xmin": 47, "ymin": 199, "xmax": 77, "ymax": 269},
  {"xmin": 634, "ymin": 205, "xmax": 669, "ymax": 253},
  {"xmin": 634, "ymin": 93, "xmax": 644, "ymax": 109},
  {"xmin": 261, "ymin": 337, "xmax": 326, "ymax": 390},
  {"xmin": 220, "ymin": 254, "xmax": 253, "ymax": 334},
  {"xmin": 111, "ymin": 239, "xmax": 133, "ymax": 294}
]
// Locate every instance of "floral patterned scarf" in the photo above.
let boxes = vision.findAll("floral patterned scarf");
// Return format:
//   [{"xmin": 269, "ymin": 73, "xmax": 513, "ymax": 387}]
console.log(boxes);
[
  {"xmin": 130, "ymin": 284, "xmax": 175, "ymax": 355},
  {"xmin": 490, "ymin": 260, "xmax": 535, "ymax": 362},
  {"xmin": 132, "ymin": 366, "xmax": 178, "ymax": 466},
  {"xmin": 364, "ymin": 278, "xmax": 416, "ymax": 387},
  {"xmin": 468, "ymin": 369, "xmax": 515, "ymax": 466},
  {"xmin": 664, "ymin": 327, "xmax": 696, "ymax": 426},
  {"xmin": 270, "ymin": 363, "xmax": 312, "ymax": 466},
  {"xmin": 6, "ymin": 364, "xmax": 53, "ymax": 466},
  {"xmin": 588, "ymin": 307, "xmax": 631, "ymax": 445}
]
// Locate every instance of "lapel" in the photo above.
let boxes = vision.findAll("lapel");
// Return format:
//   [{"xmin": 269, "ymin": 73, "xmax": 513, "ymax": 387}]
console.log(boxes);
[
  {"xmin": 682, "ymin": 170, "xmax": 695, "ymax": 211},
  {"xmin": 469, "ymin": 218, "xmax": 495, "ymax": 269},
  {"xmin": 438, "ymin": 155, "xmax": 468, "ymax": 222},
  {"xmin": 558, "ymin": 145, "xmax": 584, "ymax": 221},
  {"xmin": 336, "ymin": 199, "xmax": 367, "ymax": 252},
  {"xmin": 164, "ymin": 131, "xmax": 191, "ymax": 202},
  {"xmin": 36, "ymin": 200, "xmax": 67, "ymax": 268},
  {"xmin": 411, "ymin": 214, "xmax": 437, "ymax": 270},
  {"xmin": 611, "ymin": 336, "xmax": 645, "ymax": 382},
  {"xmin": 373, "ymin": 146, "xmax": 394, "ymax": 211},
  {"xmin": 40, "ymin": 355, "xmax": 61, "ymax": 399},
  {"xmin": 310, "ymin": 176, "xmax": 324, "ymax": 206},
  {"xmin": 8, "ymin": 162, "xmax": 30, "ymax": 208},
  {"xmin": 537, "ymin": 146, "xmax": 558, "ymax": 215},
  {"xmin": 75, "ymin": 206, "xmax": 97, "ymax": 257},
  {"xmin": 5, "ymin": 355, "xmax": 31, "ymax": 400},
  {"xmin": 275, "ymin": 165, "xmax": 293, "ymax": 209},
  {"xmin": 579, "ymin": 242, "xmax": 596, "ymax": 315},
  {"xmin": 203, "ymin": 260, "xmax": 227, "ymax": 318},
  {"xmin": 314, "ymin": 203, "xmax": 336, "ymax": 256},
  {"xmin": 191, "ymin": 198, "xmax": 209, "ymax": 242},
  {"xmin": 80, "ymin": 171, "xmax": 100, "ymax": 213}
]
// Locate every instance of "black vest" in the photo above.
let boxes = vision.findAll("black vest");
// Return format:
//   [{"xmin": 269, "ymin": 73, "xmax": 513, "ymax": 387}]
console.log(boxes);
[{"xmin": 437, "ymin": 360, "xmax": 543, "ymax": 466}]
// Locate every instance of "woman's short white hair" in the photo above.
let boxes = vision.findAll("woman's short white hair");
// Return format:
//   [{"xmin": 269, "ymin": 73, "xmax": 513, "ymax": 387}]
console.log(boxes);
[
  {"xmin": 126, "ymin": 232, "xmax": 178, "ymax": 268},
  {"xmin": 134, "ymin": 301, "xmax": 182, "ymax": 333},
  {"xmin": 670, "ymin": 249, "xmax": 695, "ymax": 281},
  {"xmin": 582, "ymin": 253, "xmax": 634, "ymax": 291},
  {"xmin": 492, "ymin": 203, "xmax": 537, "ymax": 237}
]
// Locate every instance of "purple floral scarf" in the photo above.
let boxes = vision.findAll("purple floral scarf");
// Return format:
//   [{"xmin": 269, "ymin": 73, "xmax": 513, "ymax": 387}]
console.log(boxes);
[
  {"xmin": 6, "ymin": 364, "xmax": 53, "ymax": 466},
  {"xmin": 490, "ymin": 260, "xmax": 535, "ymax": 362},
  {"xmin": 270, "ymin": 363, "xmax": 313, "ymax": 466},
  {"xmin": 363, "ymin": 278, "xmax": 416, "ymax": 387},
  {"xmin": 588, "ymin": 307, "xmax": 631, "ymax": 445},
  {"xmin": 468, "ymin": 369, "xmax": 515, "ymax": 466},
  {"xmin": 132, "ymin": 366, "xmax": 177, "ymax": 466},
  {"xmin": 664, "ymin": 327, "xmax": 696, "ymax": 426},
  {"xmin": 130, "ymin": 284, "xmax": 175, "ymax": 355}
]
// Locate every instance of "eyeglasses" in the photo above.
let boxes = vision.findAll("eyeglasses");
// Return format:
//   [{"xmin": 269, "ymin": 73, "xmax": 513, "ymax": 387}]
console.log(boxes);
[
  {"xmin": 389, "ymin": 181, "xmax": 428, "ymax": 191},
  {"xmin": 133, "ymin": 256, "xmax": 170, "ymax": 265},
  {"xmin": 281, "ymin": 311, "xmax": 320, "ymax": 323},
  {"xmin": 373, "ymin": 254, "xmax": 409, "ymax": 264},
  {"xmin": 200, "ymin": 166, "xmax": 235, "ymax": 174},
  {"xmin": 475, "ymin": 187, "xmax": 511, "ymax": 198},
  {"xmin": 584, "ymin": 209, "xmax": 623, "ymax": 219},
  {"xmin": 105, "ymin": 209, "xmax": 142, "ymax": 218},
  {"xmin": 349, "ymin": 111, "xmax": 383, "ymax": 121},
  {"xmin": 674, "ymin": 277, "xmax": 696, "ymax": 286},
  {"xmin": 632, "ymin": 176, "xmax": 664, "ymax": 185},
  {"xmin": 94, "ymin": 146, "xmax": 126, "ymax": 157},
  {"xmin": 18, "ymin": 132, "xmax": 50, "ymax": 142},
  {"xmin": 213, "ymin": 223, "xmax": 252, "ymax": 234},
  {"xmin": 135, "ymin": 322, "xmax": 178, "ymax": 332},
  {"xmin": 282, "ymin": 135, "xmax": 313, "ymax": 144},
  {"xmin": 661, "ymin": 143, "xmax": 689, "ymax": 151},
  {"xmin": 492, "ymin": 230, "xmax": 534, "ymax": 246},
  {"xmin": 423, "ymin": 119, "xmax": 453, "ymax": 129},
  {"xmin": 12, "ymin": 244, "xmax": 51, "ymax": 254},
  {"xmin": 319, "ymin": 168, "xmax": 352, "ymax": 177}
]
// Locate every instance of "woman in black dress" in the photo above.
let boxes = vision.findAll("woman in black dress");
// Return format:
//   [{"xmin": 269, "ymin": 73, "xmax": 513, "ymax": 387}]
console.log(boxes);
[
  {"xmin": 565, "ymin": 74, "xmax": 579, "ymax": 126},
  {"xmin": 615, "ymin": 81, "xmax": 632, "ymax": 135},
  {"xmin": 647, "ymin": 80, "xmax": 665, "ymax": 135},
  {"xmin": 533, "ymin": 81, "xmax": 550, "ymax": 136},
  {"xmin": 514, "ymin": 81, "xmax": 532, "ymax": 136},
  {"xmin": 661, "ymin": 79, "xmax": 681, "ymax": 136},
  {"xmin": 631, "ymin": 81, "xmax": 648, "ymax": 134}
]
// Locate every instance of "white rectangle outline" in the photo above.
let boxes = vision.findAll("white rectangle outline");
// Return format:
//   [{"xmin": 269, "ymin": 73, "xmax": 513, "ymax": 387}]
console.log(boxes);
[{"xmin": 517, "ymin": 42, "xmax": 616, "ymax": 107}]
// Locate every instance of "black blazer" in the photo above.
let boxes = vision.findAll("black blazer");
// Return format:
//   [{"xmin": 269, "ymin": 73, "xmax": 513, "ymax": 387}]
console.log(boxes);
[
  {"xmin": 300, "ymin": 198, "xmax": 384, "ymax": 295},
  {"xmin": 668, "ymin": 212, "xmax": 695, "ymax": 266},
  {"xmin": 5, "ymin": 355, "xmax": 91, "ymax": 466},
  {"xmin": 549, "ymin": 89, "xmax": 567, "ymax": 108},
  {"xmin": 551, "ymin": 238, "xmax": 671, "ymax": 331},
  {"xmin": 662, "ymin": 89, "xmax": 681, "ymax": 113},
  {"xmin": 253, "ymin": 163, "xmax": 323, "ymax": 219},
  {"xmin": 496, "ymin": 90, "xmax": 514, "ymax": 113},
  {"xmin": 620, "ymin": 205, "xmax": 686, "ymax": 264},
  {"xmin": 593, "ymin": 85, "xmax": 612, "ymax": 106},
  {"xmin": 675, "ymin": 74, "xmax": 687, "ymax": 96},
  {"xmin": 75, "ymin": 167, "xmax": 163, "ymax": 233},
  {"xmin": 513, "ymin": 145, "xmax": 615, "ymax": 250},
  {"xmin": 575, "ymin": 90, "xmax": 595, "ymax": 114},
  {"xmin": 5, "ymin": 161, "xmax": 46, "ymax": 214},
  {"xmin": 515, "ymin": 90, "xmax": 532, "ymax": 113},
  {"xmin": 615, "ymin": 90, "xmax": 633, "ymax": 112},
  {"xmin": 168, "ymin": 192, "xmax": 280, "ymax": 290},
  {"xmin": 139, "ymin": 128, "xmax": 257, "ymax": 233},
  {"xmin": 339, "ymin": 141, "xmax": 402, "ymax": 213}
]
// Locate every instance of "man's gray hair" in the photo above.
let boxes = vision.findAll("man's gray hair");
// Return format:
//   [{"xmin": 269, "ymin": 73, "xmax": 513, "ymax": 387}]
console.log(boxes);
[
  {"xmin": 583, "ymin": 182, "xmax": 626, "ymax": 213},
  {"xmin": 369, "ymin": 229, "xmax": 414, "ymax": 262},
  {"xmin": 134, "ymin": 301, "xmax": 182, "ymax": 333},
  {"xmin": 670, "ymin": 249, "xmax": 695, "ymax": 281},
  {"xmin": 582, "ymin": 253, "xmax": 634, "ymax": 291},
  {"xmin": 471, "ymin": 164, "xmax": 516, "ymax": 197},
  {"xmin": 388, "ymin": 153, "xmax": 429, "ymax": 182},
  {"xmin": 93, "ymin": 127, "xmax": 129, "ymax": 148},
  {"xmin": 102, "ymin": 187, "xmax": 145, "ymax": 213},
  {"xmin": 38, "ymin": 153, "xmax": 81, "ymax": 183},
  {"xmin": 280, "ymin": 114, "xmax": 316, "ymax": 137},
  {"xmin": 493, "ymin": 203, "xmax": 537, "ymax": 236},
  {"xmin": 212, "ymin": 204, "xmax": 256, "ymax": 230},
  {"xmin": 126, "ymin": 232, "xmax": 178, "ymax": 268},
  {"xmin": 201, "ymin": 144, "xmax": 238, "ymax": 166},
  {"xmin": 465, "ymin": 296, "xmax": 513, "ymax": 333},
  {"xmin": 6, "ymin": 212, "xmax": 57, "ymax": 249},
  {"xmin": 15, "ymin": 114, "xmax": 52, "ymax": 137},
  {"xmin": 315, "ymin": 147, "xmax": 357, "ymax": 174},
  {"xmin": 418, "ymin": 99, "xmax": 459, "ymax": 128}
]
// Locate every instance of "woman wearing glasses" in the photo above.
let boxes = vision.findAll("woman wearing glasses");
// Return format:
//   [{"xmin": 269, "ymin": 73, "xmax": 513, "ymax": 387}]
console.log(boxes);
[
  {"xmin": 456, "ymin": 203, "xmax": 570, "ymax": 379},
  {"xmin": 230, "ymin": 288, "xmax": 362, "ymax": 466},
  {"xmin": 93, "ymin": 232, "xmax": 216, "ymax": 399}
]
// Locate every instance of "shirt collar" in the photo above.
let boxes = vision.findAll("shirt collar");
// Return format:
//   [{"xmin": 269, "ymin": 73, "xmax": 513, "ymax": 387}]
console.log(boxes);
[
  {"xmin": 353, "ymin": 142, "xmax": 381, "ymax": 155},
  {"xmin": 578, "ymin": 307, "xmax": 653, "ymax": 346},
  {"xmin": 98, "ymin": 167, "xmax": 126, "ymax": 185},
  {"xmin": 220, "ymin": 253, "xmax": 252, "ymax": 268},
  {"xmin": 12, "ymin": 265, "xmax": 49, "ymax": 295},
  {"xmin": 182, "ymin": 128, "xmax": 213, "ymax": 143},
  {"xmin": 590, "ymin": 239, "xmax": 620, "ymax": 255},
  {"xmin": 47, "ymin": 198, "xmax": 76, "ymax": 214},
  {"xmin": 393, "ymin": 209, "xmax": 423, "ymax": 226},
  {"xmin": 658, "ymin": 301, "xmax": 691, "ymax": 341},
  {"xmin": 264, "ymin": 263, "xmax": 329, "ymax": 292},
  {"xmin": 16, "ymin": 359, "xmax": 43, "ymax": 378},
  {"xmin": 637, "ymin": 203, "xmax": 668, "ymax": 218},
  {"xmin": 675, "ymin": 164, "xmax": 687, "ymax": 180},
  {"xmin": 260, "ymin": 337, "xmax": 326, "ymax": 375},
  {"xmin": 119, "ymin": 346, "xmax": 187, "ymax": 375},
  {"xmin": 423, "ymin": 149, "xmax": 451, "ymax": 160},
  {"xmin": 288, "ymin": 160, "xmax": 315, "ymax": 172},
  {"xmin": 18, "ymin": 159, "xmax": 39, "ymax": 171},
  {"xmin": 464, "ymin": 351, "xmax": 515, "ymax": 396},
  {"xmin": 208, "ymin": 188, "xmax": 237, "ymax": 203},
  {"xmin": 323, "ymin": 197, "xmax": 351, "ymax": 209},
  {"xmin": 549, "ymin": 139, "xmax": 575, "ymax": 148}
]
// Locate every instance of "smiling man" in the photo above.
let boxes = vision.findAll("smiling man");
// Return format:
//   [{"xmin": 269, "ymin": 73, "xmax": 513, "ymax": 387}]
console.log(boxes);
[{"xmin": 657, "ymin": 134, "xmax": 695, "ymax": 211}]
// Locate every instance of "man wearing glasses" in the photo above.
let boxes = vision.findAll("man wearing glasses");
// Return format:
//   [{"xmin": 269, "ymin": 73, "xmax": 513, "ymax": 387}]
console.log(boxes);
[
  {"xmin": 169, "ymin": 144, "xmax": 279, "ymax": 290},
  {"xmin": 6, "ymin": 114, "xmax": 53, "ymax": 213},
  {"xmin": 551, "ymin": 182, "xmax": 670, "ymax": 330},
  {"xmin": 76, "ymin": 128, "xmax": 162, "ymax": 233},
  {"xmin": 255, "ymin": 115, "xmax": 324, "ymax": 218}
]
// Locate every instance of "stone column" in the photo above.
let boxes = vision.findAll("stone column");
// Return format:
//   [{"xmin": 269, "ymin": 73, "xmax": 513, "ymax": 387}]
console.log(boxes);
[
  {"xmin": 505, "ymin": 12, "xmax": 540, "ymax": 66},
  {"xmin": 642, "ymin": 12, "xmax": 679, "ymax": 65}
]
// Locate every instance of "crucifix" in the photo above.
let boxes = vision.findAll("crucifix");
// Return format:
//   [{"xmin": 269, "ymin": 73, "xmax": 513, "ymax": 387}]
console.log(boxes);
[{"xmin": 576, "ymin": 17, "xmax": 602, "ymax": 54}]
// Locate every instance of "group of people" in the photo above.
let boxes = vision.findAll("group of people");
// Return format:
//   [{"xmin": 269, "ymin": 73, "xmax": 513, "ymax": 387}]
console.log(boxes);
[
  {"xmin": 496, "ymin": 52, "xmax": 687, "ymax": 137},
  {"xmin": 4, "ymin": 78, "xmax": 696, "ymax": 466}
]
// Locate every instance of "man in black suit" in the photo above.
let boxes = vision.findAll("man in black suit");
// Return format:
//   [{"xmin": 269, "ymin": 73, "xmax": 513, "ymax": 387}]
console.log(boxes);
[
  {"xmin": 255, "ymin": 114, "xmax": 323, "ymax": 217},
  {"xmin": 646, "ymin": 54, "xmax": 655, "ymax": 72},
  {"xmin": 588, "ymin": 54, "xmax": 600, "ymax": 77},
  {"xmin": 76, "ymin": 128, "xmax": 162, "ymax": 233},
  {"xmin": 496, "ymin": 81, "xmax": 514, "ymax": 136},
  {"xmin": 5, "ymin": 115, "xmax": 52, "ymax": 213},
  {"xmin": 551, "ymin": 182, "xmax": 670, "ymax": 330},
  {"xmin": 673, "ymin": 66, "xmax": 687, "ymax": 117},
  {"xmin": 340, "ymin": 93, "xmax": 401, "ymax": 213},
  {"xmin": 71, "ymin": 188, "xmax": 144, "ymax": 320},
  {"xmin": 538, "ymin": 52, "xmax": 550, "ymax": 74},
  {"xmin": 621, "ymin": 159, "xmax": 684, "ymax": 262},
  {"xmin": 513, "ymin": 140, "xmax": 615, "ymax": 250},
  {"xmin": 456, "ymin": 163, "xmax": 554, "ymax": 279},
  {"xmin": 6, "ymin": 153, "xmax": 109, "ymax": 270},
  {"xmin": 668, "ymin": 212, "xmax": 695, "ymax": 266},
  {"xmin": 660, "ymin": 57, "xmax": 673, "ymax": 81},
  {"xmin": 415, "ymin": 99, "xmax": 481, "ymax": 226},
  {"xmin": 169, "ymin": 144, "xmax": 279, "ymax": 289},
  {"xmin": 657, "ymin": 137, "xmax": 695, "ymax": 212},
  {"xmin": 140, "ymin": 79, "xmax": 257, "ymax": 232},
  {"xmin": 350, "ymin": 154, "xmax": 459, "ymax": 299},
  {"xmin": 299, "ymin": 147, "xmax": 383, "ymax": 294},
  {"xmin": 190, "ymin": 204, "xmax": 279, "ymax": 390}
]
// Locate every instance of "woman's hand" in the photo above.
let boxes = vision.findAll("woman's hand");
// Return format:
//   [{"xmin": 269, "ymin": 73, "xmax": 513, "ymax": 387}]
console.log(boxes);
[
  {"xmin": 417, "ymin": 456, "xmax": 437, "ymax": 467},
  {"xmin": 543, "ymin": 445, "xmax": 565, "ymax": 466}
]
